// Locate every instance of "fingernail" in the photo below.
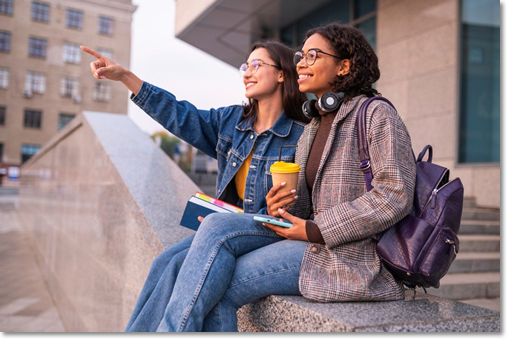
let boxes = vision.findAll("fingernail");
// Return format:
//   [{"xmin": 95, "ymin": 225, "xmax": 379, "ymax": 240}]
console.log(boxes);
[
  {"xmin": 294, "ymin": 195, "xmax": 298, "ymax": 199},
  {"xmin": 278, "ymin": 208, "xmax": 284, "ymax": 214},
  {"xmin": 291, "ymin": 189, "xmax": 296, "ymax": 193},
  {"xmin": 281, "ymin": 182, "xmax": 286, "ymax": 186}
]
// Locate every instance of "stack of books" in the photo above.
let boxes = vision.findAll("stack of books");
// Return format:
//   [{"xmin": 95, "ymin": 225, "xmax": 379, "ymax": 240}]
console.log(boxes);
[{"xmin": 180, "ymin": 192, "xmax": 244, "ymax": 231}]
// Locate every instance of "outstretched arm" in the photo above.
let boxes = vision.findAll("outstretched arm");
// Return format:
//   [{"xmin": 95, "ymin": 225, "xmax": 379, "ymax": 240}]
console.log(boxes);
[{"xmin": 80, "ymin": 46, "xmax": 143, "ymax": 95}]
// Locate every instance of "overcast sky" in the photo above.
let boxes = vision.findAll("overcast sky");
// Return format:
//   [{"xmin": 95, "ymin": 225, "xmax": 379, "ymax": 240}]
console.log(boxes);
[{"xmin": 127, "ymin": 0, "xmax": 246, "ymax": 135}]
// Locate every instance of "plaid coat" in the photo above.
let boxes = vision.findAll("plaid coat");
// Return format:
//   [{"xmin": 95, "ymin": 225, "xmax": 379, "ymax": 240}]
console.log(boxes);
[{"xmin": 289, "ymin": 95, "xmax": 416, "ymax": 302}]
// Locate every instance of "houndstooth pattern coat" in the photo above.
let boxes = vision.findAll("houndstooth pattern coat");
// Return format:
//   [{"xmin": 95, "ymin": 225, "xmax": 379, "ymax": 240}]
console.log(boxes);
[{"xmin": 289, "ymin": 95, "xmax": 417, "ymax": 302}]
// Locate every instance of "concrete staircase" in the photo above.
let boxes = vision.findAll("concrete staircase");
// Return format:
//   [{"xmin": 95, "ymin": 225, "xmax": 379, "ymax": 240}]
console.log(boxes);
[{"xmin": 428, "ymin": 198, "xmax": 501, "ymax": 310}]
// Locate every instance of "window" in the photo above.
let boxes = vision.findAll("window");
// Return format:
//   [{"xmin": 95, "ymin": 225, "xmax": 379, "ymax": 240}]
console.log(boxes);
[
  {"xmin": 93, "ymin": 82, "xmax": 110, "ymax": 102},
  {"xmin": 21, "ymin": 144, "xmax": 41, "ymax": 163},
  {"xmin": 28, "ymin": 37, "xmax": 47, "ymax": 58},
  {"xmin": 63, "ymin": 42, "xmax": 81, "ymax": 64},
  {"xmin": 60, "ymin": 76, "xmax": 79, "ymax": 98},
  {"xmin": 98, "ymin": 16, "xmax": 114, "ymax": 36},
  {"xmin": 25, "ymin": 72, "xmax": 46, "ymax": 95},
  {"xmin": 354, "ymin": 0, "xmax": 377, "ymax": 50},
  {"xmin": 279, "ymin": 0, "xmax": 377, "ymax": 50},
  {"xmin": 0, "ymin": 143, "xmax": 3, "ymax": 162},
  {"xmin": 0, "ymin": 106, "xmax": 5, "ymax": 125},
  {"xmin": 458, "ymin": 0, "xmax": 500, "ymax": 163},
  {"xmin": 0, "ymin": 0, "xmax": 13, "ymax": 16},
  {"xmin": 0, "ymin": 67, "xmax": 8, "ymax": 89},
  {"xmin": 31, "ymin": 1, "xmax": 50, "ymax": 23},
  {"xmin": 58, "ymin": 113, "xmax": 75, "ymax": 130},
  {"xmin": 24, "ymin": 110, "xmax": 42, "ymax": 129},
  {"xmin": 0, "ymin": 31, "xmax": 11, "ymax": 52},
  {"xmin": 96, "ymin": 48, "xmax": 113, "ymax": 59},
  {"xmin": 66, "ymin": 9, "xmax": 83, "ymax": 29}
]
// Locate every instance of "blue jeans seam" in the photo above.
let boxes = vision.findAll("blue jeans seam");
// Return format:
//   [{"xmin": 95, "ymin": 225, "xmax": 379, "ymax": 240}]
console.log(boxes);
[
  {"xmin": 176, "ymin": 229, "xmax": 279, "ymax": 331},
  {"xmin": 227, "ymin": 263, "xmax": 301, "ymax": 289}
]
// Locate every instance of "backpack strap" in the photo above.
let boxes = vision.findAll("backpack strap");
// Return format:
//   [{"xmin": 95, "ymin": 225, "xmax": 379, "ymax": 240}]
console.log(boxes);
[{"xmin": 357, "ymin": 96, "xmax": 395, "ymax": 192}]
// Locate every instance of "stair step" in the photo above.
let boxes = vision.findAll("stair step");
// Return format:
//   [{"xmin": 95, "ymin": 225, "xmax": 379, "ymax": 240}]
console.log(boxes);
[
  {"xmin": 462, "ymin": 208, "xmax": 500, "ymax": 221},
  {"xmin": 460, "ymin": 298, "xmax": 500, "ymax": 312},
  {"xmin": 458, "ymin": 220, "xmax": 500, "ymax": 235},
  {"xmin": 428, "ymin": 272, "xmax": 500, "ymax": 300},
  {"xmin": 457, "ymin": 234, "xmax": 500, "ymax": 252},
  {"xmin": 449, "ymin": 252, "xmax": 500, "ymax": 273}
]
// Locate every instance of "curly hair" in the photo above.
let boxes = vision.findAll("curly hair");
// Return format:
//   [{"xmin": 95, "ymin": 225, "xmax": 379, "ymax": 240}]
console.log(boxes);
[{"xmin": 305, "ymin": 23, "xmax": 381, "ymax": 99}]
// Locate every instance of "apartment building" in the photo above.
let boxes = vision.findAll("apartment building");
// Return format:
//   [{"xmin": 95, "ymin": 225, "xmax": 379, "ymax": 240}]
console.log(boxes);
[
  {"xmin": 173, "ymin": 0, "xmax": 500, "ymax": 208},
  {"xmin": 0, "ymin": 0, "xmax": 136, "ymax": 165}
]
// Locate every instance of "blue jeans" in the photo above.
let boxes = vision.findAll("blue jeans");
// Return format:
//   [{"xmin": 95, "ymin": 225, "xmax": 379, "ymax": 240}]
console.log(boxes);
[
  {"xmin": 156, "ymin": 213, "xmax": 306, "ymax": 332},
  {"xmin": 125, "ymin": 235, "xmax": 194, "ymax": 332}
]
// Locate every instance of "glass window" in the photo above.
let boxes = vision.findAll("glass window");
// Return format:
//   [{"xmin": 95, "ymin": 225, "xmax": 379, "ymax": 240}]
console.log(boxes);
[
  {"xmin": 60, "ymin": 76, "xmax": 79, "ymax": 98},
  {"xmin": 21, "ymin": 144, "xmax": 41, "ymax": 163},
  {"xmin": 66, "ymin": 9, "xmax": 83, "ymax": 29},
  {"xmin": 31, "ymin": 1, "xmax": 50, "ymax": 23},
  {"xmin": 93, "ymin": 82, "xmax": 110, "ymax": 102},
  {"xmin": 0, "ymin": 67, "xmax": 8, "ymax": 89},
  {"xmin": 458, "ymin": 0, "xmax": 500, "ymax": 163},
  {"xmin": 58, "ymin": 113, "xmax": 75, "ymax": 130},
  {"xmin": 24, "ymin": 110, "xmax": 42, "ymax": 129},
  {"xmin": 28, "ymin": 37, "xmax": 47, "ymax": 58},
  {"xmin": 0, "ymin": 0, "xmax": 13, "ymax": 16},
  {"xmin": 0, "ymin": 31, "xmax": 11, "ymax": 52},
  {"xmin": 63, "ymin": 42, "xmax": 81, "ymax": 63},
  {"xmin": 0, "ymin": 106, "xmax": 5, "ymax": 126},
  {"xmin": 98, "ymin": 16, "xmax": 114, "ymax": 36},
  {"xmin": 354, "ymin": 0, "xmax": 376, "ymax": 20},
  {"xmin": 0, "ymin": 143, "xmax": 3, "ymax": 162},
  {"xmin": 25, "ymin": 72, "xmax": 46, "ymax": 94}
]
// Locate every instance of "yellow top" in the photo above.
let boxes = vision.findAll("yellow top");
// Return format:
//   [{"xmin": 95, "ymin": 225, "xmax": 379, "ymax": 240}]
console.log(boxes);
[
  {"xmin": 269, "ymin": 161, "xmax": 300, "ymax": 173},
  {"xmin": 235, "ymin": 149, "xmax": 254, "ymax": 200}
]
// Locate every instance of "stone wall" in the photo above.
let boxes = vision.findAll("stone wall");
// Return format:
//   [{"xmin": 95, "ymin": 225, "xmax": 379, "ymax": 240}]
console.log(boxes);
[{"xmin": 18, "ymin": 112, "xmax": 197, "ymax": 331}]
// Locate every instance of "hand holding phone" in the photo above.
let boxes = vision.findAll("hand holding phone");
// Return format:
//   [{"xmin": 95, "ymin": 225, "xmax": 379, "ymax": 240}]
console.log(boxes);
[{"xmin": 253, "ymin": 216, "xmax": 293, "ymax": 228}]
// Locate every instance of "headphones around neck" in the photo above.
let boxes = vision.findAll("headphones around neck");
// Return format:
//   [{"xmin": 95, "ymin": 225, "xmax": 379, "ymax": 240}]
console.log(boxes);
[{"xmin": 302, "ymin": 92, "xmax": 345, "ymax": 118}]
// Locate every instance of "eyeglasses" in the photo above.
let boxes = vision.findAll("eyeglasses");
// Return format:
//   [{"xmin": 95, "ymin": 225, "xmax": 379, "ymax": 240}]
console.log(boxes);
[
  {"xmin": 239, "ymin": 59, "xmax": 280, "ymax": 76},
  {"xmin": 293, "ymin": 49, "xmax": 342, "ymax": 66}
]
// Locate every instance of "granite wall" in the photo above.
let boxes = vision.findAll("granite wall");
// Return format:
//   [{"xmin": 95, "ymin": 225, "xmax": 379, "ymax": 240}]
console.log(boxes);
[{"xmin": 18, "ymin": 112, "xmax": 197, "ymax": 332}]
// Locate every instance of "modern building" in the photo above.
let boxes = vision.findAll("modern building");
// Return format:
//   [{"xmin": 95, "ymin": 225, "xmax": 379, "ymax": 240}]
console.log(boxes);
[
  {"xmin": 0, "ymin": 0, "xmax": 137, "ymax": 165},
  {"xmin": 173, "ymin": 0, "xmax": 500, "ymax": 208}
]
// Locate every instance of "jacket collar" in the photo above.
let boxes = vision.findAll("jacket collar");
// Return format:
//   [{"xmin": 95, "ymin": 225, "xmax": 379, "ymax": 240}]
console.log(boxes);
[{"xmin": 236, "ymin": 111, "xmax": 293, "ymax": 137}]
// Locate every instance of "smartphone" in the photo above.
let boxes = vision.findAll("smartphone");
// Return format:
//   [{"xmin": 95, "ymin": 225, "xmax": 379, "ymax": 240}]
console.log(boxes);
[{"xmin": 253, "ymin": 216, "xmax": 293, "ymax": 228}]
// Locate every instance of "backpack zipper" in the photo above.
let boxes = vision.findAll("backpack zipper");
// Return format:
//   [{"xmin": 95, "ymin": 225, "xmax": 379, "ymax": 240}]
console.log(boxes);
[{"xmin": 420, "ymin": 169, "xmax": 450, "ymax": 216}]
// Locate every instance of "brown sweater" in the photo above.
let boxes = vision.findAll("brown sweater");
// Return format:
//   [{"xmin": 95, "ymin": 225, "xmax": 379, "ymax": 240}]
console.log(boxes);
[{"xmin": 304, "ymin": 109, "xmax": 337, "ymax": 244}]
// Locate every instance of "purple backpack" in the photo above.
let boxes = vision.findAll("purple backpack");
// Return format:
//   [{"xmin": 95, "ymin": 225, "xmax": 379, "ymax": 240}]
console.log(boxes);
[{"xmin": 357, "ymin": 97, "xmax": 464, "ymax": 290}]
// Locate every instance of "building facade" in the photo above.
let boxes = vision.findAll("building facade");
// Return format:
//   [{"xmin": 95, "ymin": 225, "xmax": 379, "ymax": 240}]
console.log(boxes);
[
  {"xmin": 173, "ymin": 0, "xmax": 500, "ymax": 208},
  {"xmin": 0, "ymin": 0, "xmax": 136, "ymax": 165}
]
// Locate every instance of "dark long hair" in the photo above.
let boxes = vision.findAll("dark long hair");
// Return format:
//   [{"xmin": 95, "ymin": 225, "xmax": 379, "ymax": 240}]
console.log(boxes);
[
  {"xmin": 305, "ymin": 23, "xmax": 381, "ymax": 99},
  {"xmin": 242, "ymin": 41, "xmax": 309, "ymax": 123}
]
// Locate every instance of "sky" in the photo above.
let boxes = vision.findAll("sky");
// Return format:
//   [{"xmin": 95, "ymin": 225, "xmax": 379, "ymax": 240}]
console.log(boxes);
[{"xmin": 127, "ymin": 0, "xmax": 246, "ymax": 135}]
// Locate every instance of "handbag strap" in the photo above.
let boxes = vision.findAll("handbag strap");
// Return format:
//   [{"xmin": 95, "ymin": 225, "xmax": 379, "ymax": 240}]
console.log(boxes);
[{"xmin": 357, "ymin": 96, "xmax": 396, "ymax": 191}]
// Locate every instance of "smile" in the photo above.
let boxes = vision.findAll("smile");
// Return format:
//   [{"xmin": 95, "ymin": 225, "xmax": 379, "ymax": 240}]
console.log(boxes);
[{"xmin": 245, "ymin": 82, "xmax": 256, "ymax": 88}]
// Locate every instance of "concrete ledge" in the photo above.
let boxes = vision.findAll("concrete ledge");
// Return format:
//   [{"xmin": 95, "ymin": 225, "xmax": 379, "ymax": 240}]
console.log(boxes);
[{"xmin": 237, "ymin": 290, "xmax": 500, "ymax": 332}]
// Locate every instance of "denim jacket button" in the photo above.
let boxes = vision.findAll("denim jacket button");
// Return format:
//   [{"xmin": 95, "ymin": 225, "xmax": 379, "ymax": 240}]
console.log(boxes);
[
  {"xmin": 232, "ymin": 162, "xmax": 237, "ymax": 167},
  {"xmin": 250, "ymin": 134, "xmax": 254, "ymax": 139}
]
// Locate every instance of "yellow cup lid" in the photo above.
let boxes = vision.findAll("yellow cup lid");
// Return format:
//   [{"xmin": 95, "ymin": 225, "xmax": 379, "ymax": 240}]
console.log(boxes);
[{"xmin": 270, "ymin": 161, "xmax": 300, "ymax": 173}]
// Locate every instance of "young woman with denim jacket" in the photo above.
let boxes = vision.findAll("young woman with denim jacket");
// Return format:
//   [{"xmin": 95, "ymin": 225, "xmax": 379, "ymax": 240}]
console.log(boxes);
[
  {"xmin": 147, "ymin": 23, "xmax": 417, "ymax": 332},
  {"xmin": 81, "ymin": 41, "xmax": 309, "ymax": 331}
]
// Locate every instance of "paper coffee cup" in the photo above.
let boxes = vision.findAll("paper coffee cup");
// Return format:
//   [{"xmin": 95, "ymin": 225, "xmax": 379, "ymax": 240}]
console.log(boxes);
[{"xmin": 270, "ymin": 161, "xmax": 300, "ymax": 207}]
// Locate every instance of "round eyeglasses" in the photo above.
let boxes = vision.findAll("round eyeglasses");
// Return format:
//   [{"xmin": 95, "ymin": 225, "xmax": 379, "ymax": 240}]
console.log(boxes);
[
  {"xmin": 239, "ymin": 59, "xmax": 280, "ymax": 76},
  {"xmin": 293, "ymin": 49, "xmax": 342, "ymax": 66}
]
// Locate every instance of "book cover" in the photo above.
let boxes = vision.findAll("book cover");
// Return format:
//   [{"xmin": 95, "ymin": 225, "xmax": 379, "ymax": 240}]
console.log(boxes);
[{"xmin": 180, "ymin": 193, "xmax": 243, "ymax": 231}]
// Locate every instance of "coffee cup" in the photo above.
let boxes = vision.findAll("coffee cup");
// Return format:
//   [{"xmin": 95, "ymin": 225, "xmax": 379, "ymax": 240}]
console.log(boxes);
[{"xmin": 270, "ymin": 161, "xmax": 300, "ymax": 207}]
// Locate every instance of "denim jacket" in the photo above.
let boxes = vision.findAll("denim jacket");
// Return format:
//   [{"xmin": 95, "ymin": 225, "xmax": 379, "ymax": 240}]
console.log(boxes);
[{"xmin": 131, "ymin": 82, "xmax": 306, "ymax": 214}]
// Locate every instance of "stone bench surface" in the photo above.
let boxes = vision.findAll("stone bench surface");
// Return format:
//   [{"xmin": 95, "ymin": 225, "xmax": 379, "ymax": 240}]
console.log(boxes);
[{"xmin": 237, "ymin": 290, "xmax": 500, "ymax": 332}]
